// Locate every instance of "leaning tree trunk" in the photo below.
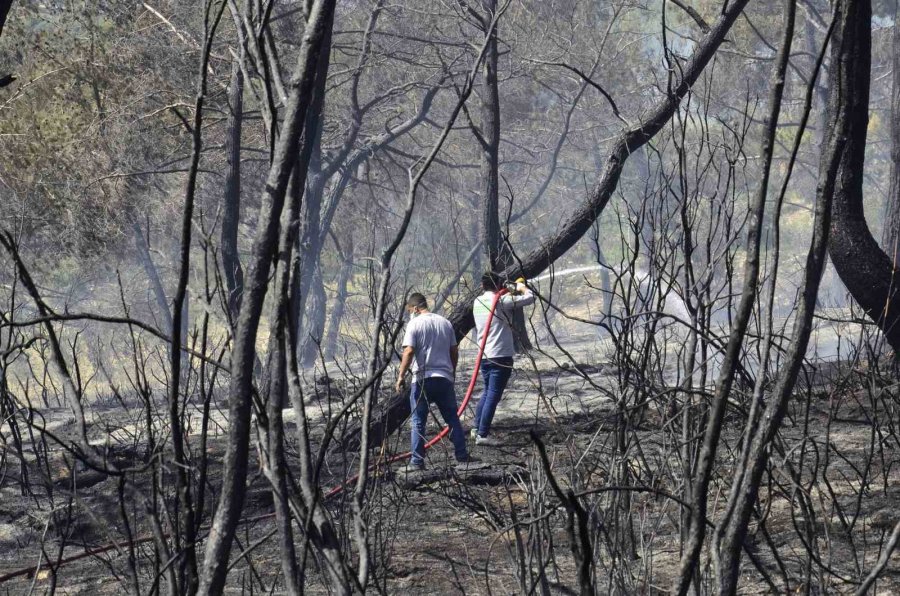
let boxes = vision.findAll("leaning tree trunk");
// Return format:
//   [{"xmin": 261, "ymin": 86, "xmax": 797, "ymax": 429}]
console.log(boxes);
[
  {"xmin": 883, "ymin": 7, "xmax": 900, "ymax": 268},
  {"xmin": 341, "ymin": 0, "xmax": 752, "ymax": 448},
  {"xmin": 827, "ymin": 0, "xmax": 900, "ymax": 353},
  {"xmin": 222, "ymin": 59, "xmax": 245, "ymax": 322}
]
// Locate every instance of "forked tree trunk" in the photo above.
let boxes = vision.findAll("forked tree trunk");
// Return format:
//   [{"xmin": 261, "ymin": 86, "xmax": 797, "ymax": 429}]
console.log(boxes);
[
  {"xmin": 197, "ymin": 2, "xmax": 336, "ymax": 592},
  {"xmin": 167, "ymin": 3, "xmax": 226, "ymax": 588},
  {"xmin": 826, "ymin": 0, "xmax": 900, "ymax": 353}
]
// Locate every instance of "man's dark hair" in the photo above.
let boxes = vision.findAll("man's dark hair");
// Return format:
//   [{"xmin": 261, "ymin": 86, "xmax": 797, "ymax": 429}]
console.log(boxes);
[
  {"xmin": 406, "ymin": 292, "xmax": 428, "ymax": 310},
  {"xmin": 481, "ymin": 271, "xmax": 503, "ymax": 291}
]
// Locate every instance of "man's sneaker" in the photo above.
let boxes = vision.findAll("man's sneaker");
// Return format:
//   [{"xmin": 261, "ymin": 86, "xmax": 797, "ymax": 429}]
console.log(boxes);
[
  {"xmin": 455, "ymin": 454, "xmax": 489, "ymax": 472},
  {"xmin": 475, "ymin": 434, "xmax": 501, "ymax": 447},
  {"xmin": 399, "ymin": 461, "xmax": 425, "ymax": 474}
]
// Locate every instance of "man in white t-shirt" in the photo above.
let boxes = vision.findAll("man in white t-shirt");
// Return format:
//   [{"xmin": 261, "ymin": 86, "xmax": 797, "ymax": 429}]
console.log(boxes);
[
  {"xmin": 471, "ymin": 272, "xmax": 535, "ymax": 446},
  {"xmin": 395, "ymin": 292, "xmax": 470, "ymax": 471}
]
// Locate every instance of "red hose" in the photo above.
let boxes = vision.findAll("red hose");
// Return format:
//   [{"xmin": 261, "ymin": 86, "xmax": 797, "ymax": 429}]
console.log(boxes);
[{"xmin": 324, "ymin": 288, "xmax": 508, "ymax": 499}]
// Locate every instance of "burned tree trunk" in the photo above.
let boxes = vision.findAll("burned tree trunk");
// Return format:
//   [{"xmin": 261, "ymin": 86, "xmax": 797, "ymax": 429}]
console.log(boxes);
[
  {"xmin": 129, "ymin": 216, "xmax": 173, "ymax": 335},
  {"xmin": 0, "ymin": 1, "xmax": 12, "ymax": 36},
  {"xmin": 884, "ymin": 8, "xmax": 900, "ymax": 268},
  {"xmin": 324, "ymin": 234, "xmax": 353, "ymax": 360},
  {"xmin": 0, "ymin": 1, "xmax": 15, "ymax": 87},
  {"xmin": 222, "ymin": 59, "xmax": 245, "ymax": 321},
  {"xmin": 480, "ymin": 0, "xmax": 502, "ymax": 270},
  {"xmin": 826, "ymin": 0, "xmax": 900, "ymax": 353},
  {"xmin": 478, "ymin": 0, "xmax": 531, "ymax": 352},
  {"xmin": 299, "ymin": 264, "xmax": 327, "ymax": 366},
  {"xmin": 166, "ymin": 4, "xmax": 227, "ymax": 590},
  {"xmin": 291, "ymin": 20, "xmax": 331, "ymax": 367},
  {"xmin": 197, "ymin": 1, "xmax": 336, "ymax": 592}
]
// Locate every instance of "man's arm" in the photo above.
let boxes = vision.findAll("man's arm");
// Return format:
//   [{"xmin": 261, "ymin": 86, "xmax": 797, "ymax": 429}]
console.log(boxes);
[
  {"xmin": 449, "ymin": 344, "xmax": 459, "ymax": 374},
  {"xmin": 395, "ymin": 346, "xmax": 415, "ymax": 393},
  {"xmin": 499, "ymin": 280, "xmax": 536, "ymax": 309}
]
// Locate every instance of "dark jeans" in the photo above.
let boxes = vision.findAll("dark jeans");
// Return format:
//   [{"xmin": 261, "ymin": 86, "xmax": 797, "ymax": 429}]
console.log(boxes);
[
  {"xmin": 474, "ymin": 356, "xmax": 514, "ymax": 437},
  {"xmin": 409, "ymin": 377, "xmax": 468, "ymax": 465}
]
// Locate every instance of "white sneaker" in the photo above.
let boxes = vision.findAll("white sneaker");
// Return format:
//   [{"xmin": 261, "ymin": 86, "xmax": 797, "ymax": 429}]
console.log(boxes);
[
  {"xmin": 475, "ymin": 434, "xmax": 501, "ymax": 447},
  {"xmin": 400, "ymin": 461, "xmax": 425, "ymax": 474}
]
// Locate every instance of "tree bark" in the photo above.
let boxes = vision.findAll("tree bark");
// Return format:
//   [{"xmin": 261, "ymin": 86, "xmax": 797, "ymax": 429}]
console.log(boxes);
[
  {"xmin": 129, "ymin": 217, "xmax": 173, "ymax": 335},
  {"xmin": 826, "ymin": 0, "xmax": 900, "ymax": 353},
  {"xmin": 299, "ymin": 264, "xmax": 327, "ymax": 366},
  {"xmin": 261, "ymin": 166, "xmax": 306, "ymax": 596},
  {"xmin": 477, "ymin": 0, "xmax": 531, "ymax": 352},
  {"xmin": 324, "ymin": 235, "xmax": 353, "ymax": 360},
  {"xmin": 197, "ymin": 2, "xmax": 336, "ymax": 592},
  {"xmin": 480, "ymin": 0, "xmax": 502, "ymax": 270},
  {"xmin": 883, "ymin": 6, "xmax": 900, "ymax": 268},
  {"xmin": 222, "ymin": 59, "xmax": 245, "ymax": 322},
  {"xmin": 0, "ymin": 0, "xmax": 15, "ymax": 84},
  {"xmin": 291, "ymin": 20, "xmax": 331, "ymax": 367},
  {"xmin": 0, "ymin": 1, "xmax": 13, "ymax": 38}
]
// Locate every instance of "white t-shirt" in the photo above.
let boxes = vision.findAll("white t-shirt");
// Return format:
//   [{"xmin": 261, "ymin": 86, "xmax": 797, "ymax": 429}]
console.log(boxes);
[
  {"xmin": 402, "ymin": 312, "xmax": 457, "ymax": 382},
  {"xmin": 472, "ymin": 289, "xmax": 536, "ymax": 358}
]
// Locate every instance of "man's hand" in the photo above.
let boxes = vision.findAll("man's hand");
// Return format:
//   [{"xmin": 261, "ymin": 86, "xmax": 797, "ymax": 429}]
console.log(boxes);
[{"xmin": 397, "ymin": 345, "xmax": 414, "ymax": 393}]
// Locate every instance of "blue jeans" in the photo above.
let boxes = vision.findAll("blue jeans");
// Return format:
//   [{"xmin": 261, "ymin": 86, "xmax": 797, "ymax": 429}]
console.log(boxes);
[
  {"xmin": 474, "ymin": 357, "xmax": 514, "ymax": 437},
  {"xmin": 409, "ymin": 377, "xmax": 468, "ymax": 465}
]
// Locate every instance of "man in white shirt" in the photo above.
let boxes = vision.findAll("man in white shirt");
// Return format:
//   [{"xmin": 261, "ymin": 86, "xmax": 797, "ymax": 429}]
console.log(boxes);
[
  {"xmin": 395, "ymin": 292, "xmax": 470, "ymax": 470},
  {"xmin": 471, "ymin": 272, "xmax": 535, "ymax": 446}
]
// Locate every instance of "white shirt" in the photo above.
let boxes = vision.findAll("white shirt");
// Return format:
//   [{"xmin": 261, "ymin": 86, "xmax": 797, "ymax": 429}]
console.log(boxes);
[
  {"xmin": 401, "ymin": 312, "xmax": 457, "ymax": 382},
  {"xmin": 472, "ymin": 289, "xmax": 535, "ymax": 358}
]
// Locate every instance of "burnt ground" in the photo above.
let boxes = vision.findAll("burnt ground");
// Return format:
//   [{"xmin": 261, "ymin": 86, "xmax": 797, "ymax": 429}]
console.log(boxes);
[{"xmin": 1, "ymin": 339, "xmax": 900, "ymax": 594}]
